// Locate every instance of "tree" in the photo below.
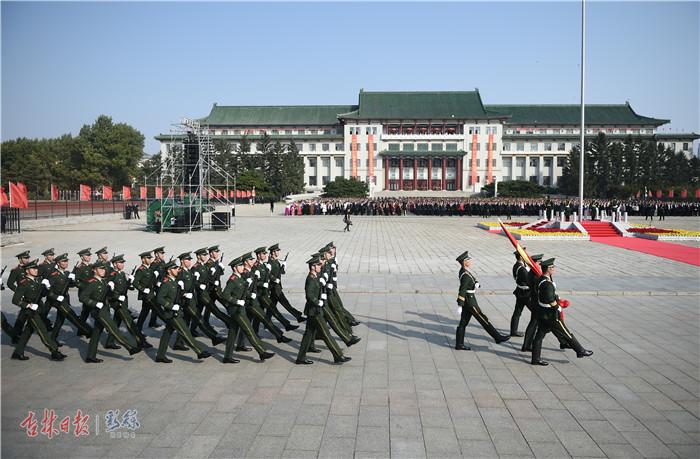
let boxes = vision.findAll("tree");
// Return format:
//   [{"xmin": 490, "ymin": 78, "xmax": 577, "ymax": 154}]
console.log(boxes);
[
  {"xmin": 481, "ymin": 179, "xmax": 548, "ymax": 197},
  {"xmin": 322, "ymin": 178, "xmax": 368, "ymax": 198},
  {"xmin": 280, "ymin": 141, "xmax": 305, "ymax": 196}
]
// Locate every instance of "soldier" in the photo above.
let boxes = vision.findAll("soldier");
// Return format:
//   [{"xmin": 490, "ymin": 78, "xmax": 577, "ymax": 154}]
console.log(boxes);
[
  {"xmin": 202, "ymin": 245, "xmax": 225, "ymax": 326},
  {"xmin": 38, "ymin": 248, "xmax": 57, "ymax": 279},
  {"xmin": 147, "ymin": 246, "xmax": 166, "ymax": 329},
  {"xmin": 46, "ymin": 253, "xmax": 93, "ymax": 345},
  {"xmin": 80, "ymin": 261, "xmax": 142, "ymax": 363},
  {"xmin": 296, "ymin": 256, "xmax": 351, "ymax": 365},
  {"xmin": 454, "ymin": 251, "xmax": 510, "ymax": 350},
  {"xmin": 510, "ymin": 249, "xmax": 530, "ymax": 337},
  {"xmin": 133, "ymin": 251, "xmax": 159, "ymax": 334},
  {"xmin": 11, "ymin": 259, "xmax": 66, "ymax": 361},
  {"xmin": 8, "ymin": 250, "xmax": 33, "ymax": 341},
  {"xmin": 325, "ymin": 242, "xmax": 359, "ymax": 326},
  {"xmin": 75, "ymin": 248, "xmax": 94, "ymax": 322},
  {"xmin": 531, "ymin": 258, "xmax": 593, "ymax": 366},
  {"xmin": 172, "ymin": 252, "xmax": 225, "ymax": 350},
  {"xmin": 192, "ymin": 247, "xmax": 236, "ymax": 335},
  {"xmin": 254, "ymin": 246, "xmax": 298, "ymax": 332},
  {"xmin": 521, "ymin": 254, "xmax": 544, "ymax": 352},
  {"xmin": 95, "ymin": 247, "xmax": 112, "ymax": 272},
  {"xmin": 317, "ymin": 247, "xmax": 361, "ymax": 348},
  {"xmin": 219, "ymin": 256, "xmax": 275, "ymax": 363},
  {"xmin": 268, "ymin": 243, "xmax": 305, "ymax": 323},
  {"xmin": 105, "ymin": 254, "xmax": 153, "ymax": 350},
  {"xmin": 155, "ymin": 260, "xmax": 211, "ymax": 363}
]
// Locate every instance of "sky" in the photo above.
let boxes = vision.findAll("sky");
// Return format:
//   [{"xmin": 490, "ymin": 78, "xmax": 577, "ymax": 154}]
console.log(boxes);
[{"xmin": 2, "ymin": 1, "xmax": 698, "ymax": 154}]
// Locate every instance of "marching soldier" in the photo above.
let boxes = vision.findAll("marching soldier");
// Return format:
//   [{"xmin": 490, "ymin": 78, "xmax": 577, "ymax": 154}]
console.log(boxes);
[
  {"xmin": 147, "ymin": 246, "xmax": 166, "ymax": 329},
  {"xmin": 38, "ymin": 248, "xmax": 57, "ymax": 279},
  {"xmin": 268, "ymin": 243, "xmax": 305, "ymax": 323},
  {"xmin": 46, "ymin": 253, "xmax": 93, "ymax": 344},
  {"xmin": 75, "ymin": 248, "xmax": 94, "ymax": 322},
  {"xmin": 296, "ymin": 255, "xmax": 351, "ymax": 365},
  {"xmin": 105, "ymin": 254, "xmax": 153, "ymax": 350},
  {"xmin": 510, "ymin": 249, "xmax": 530, "ymax": 337},
  {"xmin": 219, "ymin": 256, "xmax": 275, "ymax": 363},
  {"xmin": 531, "ymin": 258, "xmax": 593, "ymax": 366},
  {"xmin": 521, "ymin": 254, "xmax": 544, "ymax": 352},
  {"xmin": 317, "ymin": 248, "xmax": 361, "ymax": 348},
  {"xmin": 202, "ymin": 245, "xmax": 225, "ymax": 326},
  {"xmin": 192, "ymin": 247, "xmax": 236, "ymax": 334},
  {"xmin": 11, "ymin": 259, "xmax": 66, "ymax": 361},
  {"xmin": 155, "ymin": 260, "xmax": 211, "ymax": 363},
  {"xmin": 8, "ymin": 250, "xmax": 33, "ymax": 341},
  {"xmin": 454, "ymin": 251, "xmax": 510, "ymax": 350},
  {"xmin": 80, "ymin": 261, "xmax": 142, "ymax": 363},
  {"xmin": 172, "ymin": 252, "xmax": 225, "ymax": 350},
  {"xmin": 325, "ymin": 242, "xmax": 359, "ymax": 326},
  {"xmin": 133, "ymin": 251, "xmax": 159, "ymax": 334},
  {"xmin": 254, "ymin": 246, "xmax": 298, "ymax": 332},
  {"xmin": 95, "ymin": 247, "xmax": 112, "ymax": 273}
]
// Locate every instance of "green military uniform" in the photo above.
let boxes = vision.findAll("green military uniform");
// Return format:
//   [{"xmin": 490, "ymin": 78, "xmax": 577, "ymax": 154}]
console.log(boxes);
[
  {"xmin": 146, "ymin": 246, "xmax": 166, "ymax": 328},
  {"xmin": 192, "ymin": 248, "xmax": 234, "ymax": 330},
  {"xmin": 219, "ymin": 257, "xmax": 274, "ymax": 363},
  {"xmin": 455, "ymin": 251, "xmax": 509, "ymax": 350},
  {"xmin": 105, "ymin": 255, "xmax": 151, "ymax": 349},
  {"xmin": 325, "ymin": 242, "xmax": 358, "ymax": 326},
  {"xmin": 155, "ymin": 261, "xmax": 210, "ymax": 362},
  {"xmin": 510, "ymin": 254, "xmax": 530, "ymax": 336},
  {"xmin": 75, "ymin": 248, "xmax": 95, "ymax": 322},
  {"xmin": 79, "ymin": 261, "xmax": 141, "ymax": 363},
  {"xmin": 521, "ymin": 254, "xmax": 544, "ymax": 352},
  {"xmin": 133, "ymin": 251, "xmax": 159, "ymax": 332},
  {"xmin": 254, "ymin": 247, "xmax": 297, "ymax": 332},
  {"xmin": 38, "ymin": 248, "xmax": 57, "ymax": 279},
  {"xmin": 202, "ymin": 246, "xmax": 225, "ymax": 326},
  {"xmin": 7, "ymin": 250, "xmax": 31, "ymax": 341},
  {"xmin": 46, "ymin": 253, "xmax": 93, "ymax": 343},
  {"xmin": 296, "ymin": 256, "xmax": 348, "ymax": 364},
  {"xmin": 268, "ymin": 243, "xmax": 304, "ymax": 323},
  {"xmin": 11, "ymin": 260, "xmax": 65, "ymax": 361}
]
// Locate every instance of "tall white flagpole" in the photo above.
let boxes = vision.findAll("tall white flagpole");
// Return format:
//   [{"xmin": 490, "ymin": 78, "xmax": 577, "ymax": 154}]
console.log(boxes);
[{"xmin": 578, "ymin": 0, "xmax": 586, "ymax": 219}]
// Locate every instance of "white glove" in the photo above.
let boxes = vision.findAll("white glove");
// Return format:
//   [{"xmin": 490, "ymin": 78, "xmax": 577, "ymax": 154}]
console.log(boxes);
[
  {"xmin": 456, "ymin": 307, "xmax": 463, "ymax": 315},
  {"xmin": 194, "ymin": 271, "xmax": 200, "ymax": 279},
  {"xmin": 172, "ymin": 304, "xmax": 180, "ymax": 311},
  {"xmin": 265, "ymin": 263, "xmax": 271, "ymax": 270},
  {"xmin": 29, "ymin": 303, "xmax": 39, "ymax": 311},
  {"xmin": 327, "ymin": 284, "xmax": 334, "ymax": 290},
  {"xmin": 108, "ymin": 281, "xmax": 115, "ymax": 290},
  {"xmin": 250, "ymin": 293, "xmax": 257, "ymax": 299},
  {"xmin": 236, "ymin": 299, "xmax": 245, "ymax": 306},
  {"xmin": 42, "ymin": 279, "xmax": 51, "ymax": 288},
  {"xmin": 218, "ymin": 262, "xmax": 224, "ymax": 269},
  {"xmin": 68, "ymin": 273, "xmax": 76, "ymax": 280},
  {"xmin": 323, "ymin": 273, "xmax": 329, "ymax": 279},
  {"xmin": 210, "ymin": 267, "xmax": 216, "ymax": 274},
  {"xmin": 475, "ymin": 282, "xmax": 481, "ymax": 289},
  {"xmin": 178, "ymin": 281, "xmax": 184, "ymax": 289},
  {"xmin": 246, "ymin": 278, "xmax": 252, "ymax": 285},
  {"xmin": 274, "ymin": 279, "xmax": 280, "ymax": 284},
  {"xmin": 318, "ymin": 300, "xmax": 324, "ymax": 307},
  {"xmin": 128, "ymin": 275, "xmax": 135, "ymax": 282},
  {"xmin": 143, "ymin": 288, "xmax": 150, "ymax": 294},
  {"xmin": 332, "ymin": 263, "xmax": 337, "ymax": 270},
  {"xmin": 118, "ymin": 295, "xmax": 126, "ymax": 301},
  {"xmin": 57, "ymin": 295, "xmax": 64, "ymax": 302},
  {"xmin": 156, "ymin": 282, "xmax": 161, "ymax": 287},
  {"xmin": 96, "ymin": 302, "xmax": 104, "ymax": 309},
  {"xmin": 199, "ymin": 284, "xmax": 206, "ymax": 290},
  {"xmin": 319, "ymin": 278, "xmax": 326, "ymax": 286},
  {"xmin": 184, "ymin": 293, "xmax": 193, "ymax": 299},
  {"xmin": 154, "ymin": 271, "xmax": 159, "ymax": 278},
  {"xmin": 263, "ymin": 282, "xmax": 268, "ymax": 288},
  {"xmin": 254, "ymin": 271, "xmax": 261, "ymax": 278},
  {"xmin": 214, "ymin": 280, "xmax": 219, "ymax": 286},
  {"xmin": 333, "ymin": 277, "xmax": 338, "ymax": 282},
  {"xmin": 321, "ymin": 293, "xmax": 327, "ymax": 300}
]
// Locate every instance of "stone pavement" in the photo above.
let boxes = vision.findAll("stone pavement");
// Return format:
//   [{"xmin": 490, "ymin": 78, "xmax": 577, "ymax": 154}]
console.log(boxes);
[{"xmin": 1, "ymin": 209, "xmax": 698, "ymax": 458}]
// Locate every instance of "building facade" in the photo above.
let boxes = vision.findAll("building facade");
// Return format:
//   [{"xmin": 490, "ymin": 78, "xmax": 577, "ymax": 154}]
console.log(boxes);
[{"xmin": 155, "ymin": 90, "xmax": 698, "ymax": 194}]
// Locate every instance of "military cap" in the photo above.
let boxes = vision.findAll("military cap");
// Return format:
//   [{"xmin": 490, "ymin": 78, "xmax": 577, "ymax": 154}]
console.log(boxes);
[
  {"xmin": 95, "ymin": 247, "xmax": 109, "ymax": 255},
  {"xmin": 456, "ymin": 251, "xmax": 471, "ymax": 263},
  {"xmin": 41, "ymin": 248, "xmax": 55, "ymax": 257},
  {"xmin": 77, "ymin": 248, "xmax": 92, "ymax": 256},
  {"xmin": 268, "ymin": 243, "xmax": 280, "ymax": 252},
  {"xmin": 254, "ymin": 246, "xmax": 268, "ymax": 254},
  {"xmin": 111, "ymin": 254, "xmax": 126, "ymax": 264},
  {"xmin": 327, "ymin": 241, "xmax": 336, "ymax": 248},
  {"xmin": 194, "ymin": 247, "xmax": 209, "ymax": 256},
  {"xmin": 177, "ymin": 252, "xmax": 192, "ymax": 261},
  {"xmin": 153, "ymin": 246, "xmax": 165, "ymax": 254},
  {"xmin": 531, "ymin": 253, "xmax": 544, "ymax": 261},
  {"xmin": 228, "ymin": 256, "xmax": 243, "ymax": 267},
  {"xmin": 91, "ymin": 260, "xmax": 110, "ymax": 270},
  {"xmin": 240, "ymin": 252, "xmax": 255, "ymax": 262},
  {"xmin": 513, "ymin": 247, "xmax": 526, "ymax": 256},
  {"xmin": 55, "ymin": 253, "xmax": 69, "ymax": 263},
  {"xmin": 318, "ymin": 246, "xmax": 330, "ymax": 254},
  {"xmin": 23, "ymin": 259, "xmax": 39, "ymax": 270},
  {"xmin": 306, "ymin": 256, "xmax": 321, "ymax": 266},
  {"xmin": 16, "ymin": 250, "xmax": 31, "ymax": 259},
  {"xmin": 164, "ymin": 260, "xmax": 180, "ymax": 270},
  {"xmin": 208, "ymin": 245, "xmax": 220, "ymax": 253},
  {"xmin": 139, "ymin": 250, "xmax": 153, "ymax": 258},
  {"xmin": 540, "ymin": 258, "xmax": 556, "ymax": 268}
]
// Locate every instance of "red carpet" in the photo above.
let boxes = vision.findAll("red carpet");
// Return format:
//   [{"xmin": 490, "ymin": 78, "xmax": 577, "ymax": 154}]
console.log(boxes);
[{"xmin": 591, "ymin": 237, "xmax": 700, "ymax": 266}]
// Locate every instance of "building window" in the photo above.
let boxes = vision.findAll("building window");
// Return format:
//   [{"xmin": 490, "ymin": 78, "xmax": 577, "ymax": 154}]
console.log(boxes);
[
  {"xmin": 309, "ymin": 176, "xmax": 317, "ymax": 186},
  {"xmin": 530, "ymin": 143, "xmax": 538, "ymax": 152},
  {"xmin": 476, "ymin": 159, "xmax": 480, "ymax": 167},
  {"xmin": 388, "ymin": 143, "xmax": 400, "ymax": 151},
  {"xmin": 544, "ymin": 158, "xmax": 552, "ymax": 167},
  {"xmin": 297, "ymin": 144, "xmax": 304, "ymax": 151},
  {"xmin": 503, "ymin": 143, "xmax": 511, "ymax": 151},
  {"xmin": 417, "ymin": 143, "xmax": 429, "ymax": 151},
  {"xmin": 516, "ymin": 143, "xmax": 525, "ymax": 151},
  {"xmin": 446, "ymin": 143, "xmax": 458, "ymax": 151},
  {"xmin": 322, "ymin": 157, "xmax": 330, "ymax": 167},
  {"xmin": 492, "ymin": 158, "xmax": 497, "ymax": 167},
  {"xmin": 557, "ymin": 143, "xmax": 566, "ymax": 151},
  {"xmin": 668, "ymin": 142, "xmax": 676, "ymax": 150},
  {"xmin": 322, "ymin": 176, "xmax": 330, "ymax": 185},
  {"xmin": 491, "ymin": 143, "xmax": 497, "ymax": 151},
  {"xmin": 530, "ymin": 158, "xmax": 539, "ymax": 167},
  {"xmin": 271, "ymin": 130, "xmax": 279, "ymax": 135},
  {"xmin": 544, "ymin": 143, "xmax": 552, "ymax": 151},
  {"xmin": 403, "ymin": 144, "xmax": 414, "ymax": 151},
  {"xmin": 323, "ymin": 129, "xmax": 331, "ymax": 135},
  {"xmin": 529, "ymin": 176, "xmax": 538, "ymax": 182},
  {"xmin": 468, "ymin": 126, "xmax": 481, "ymax": 135},
  {"xmin": 335, "ymin": 143, "xmax": 343, "ymax": 151},
  {"xmin": 321, "ymin": 144, "xmax": 329, "ymax": 151},
  {"xmin": 543, "ymin": 176, "xmax": 551, "ymax": 186},
  {"xmin": 308, "ymin": 157, "xmax": 317, "ymax": 168},
  {"xmin": 431, "ymin": 143, "xmax": 443, "ymax": 151},
  {"xmin": 557, "ymin": 157, "xmax": 566, "ymax": 167},
  {"xmin": 285, "ymin": 130, "xmax": 292, "ymax": 135},
  {"xmin": 516, "ymin": 157, "xmax": 525, "ymax": 168},
  {"xmin": 335, "ymin": 158, "xmax": 344, "ymax": 168},
  {"xmin": 372, "ymin": 127, "xmax": 377, "ymax": 134},
  {"xmin": 309, "ymin": 144, "xmax": 316, "ymax": 151},
  {"xmin": 683, "ymin": 142, "xmax": 690, "ymax": 150}
]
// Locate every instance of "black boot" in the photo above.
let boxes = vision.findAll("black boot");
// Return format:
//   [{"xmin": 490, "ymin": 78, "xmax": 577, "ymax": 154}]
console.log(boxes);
[{"xmin": 455, "ymin": 327, "xmax": 466, "ymax": 350}]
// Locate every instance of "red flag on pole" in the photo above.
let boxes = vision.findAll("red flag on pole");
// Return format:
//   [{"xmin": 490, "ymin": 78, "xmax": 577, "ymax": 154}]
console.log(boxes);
[
  {"xmin": 216, "ymin": 190, "xmax": 222, "ymax": 198},
  {"xmin": 103, "ymin": 185, "xmax": 113, "ymax": 200},
  {"xmin": 155, "ymin": 187, "xmax": 162, "ymax": 199},
  {"xmin": 140, "ymin": 186, "xmax": 147, "ymax": 200},
  {"xmin": 668, "ymin": 189, "xmax": 674, "ymax": 198},
  {"xmin": 80, "ymin": 184, "xmax": 91, "ymax": 201},
  {"xmin": 51, "ymin": 184, "xmax": 59, "ymax": 202},
  {"xmin": 208, "ymin": 189, "xmax": 214, "ymax": 199},
  {"xmin": 681, "ymin": 189, "xmax": 688, "ymax": 199},
  {"xmin": 0, "ymin": 186, "xmax": 9, "ymax": 207},
  {"xmin": 229, "ymin": 190, "xmax": 234, "ymax": 198},
  {"xmin": 9, "ymin": 182, "xmax": 29, "ymax": 208},
  {"xmin": 246, "ymin": 190, "xmax": 252, "ymax": 198},
  {"xmin": 635, "ymin": 191, "xmax": 640, "ymax": 198},
  {"xmin": 655, "ymin": 190, "xmax": 662, "ymax": 198},
  {"xmin": 252, "ymin": 187, "xmax": 256, "ymax": 197},
  {"xmin": 167, "ymin": 188, "xmax": 174, "ymax": 198},
  {"xmin": 180, "ymin": 188, "xmax": 185, "ymax": 198},
  {"xmin": 695, "ymin": 189, "xmax": 700, "ymax": 199},
  {"xmin": 123, "ymin": 186, "xmax": 131, "ymax": 200},
  {"xmin": 498, "ymin": 219, "xmax": 542, "ymax": 277}
]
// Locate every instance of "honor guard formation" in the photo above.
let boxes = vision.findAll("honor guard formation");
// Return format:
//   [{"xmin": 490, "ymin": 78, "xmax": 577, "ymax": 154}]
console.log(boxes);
[{"xmin": 2, "ymin": 242, "xmax": 592, "ymax": 367}]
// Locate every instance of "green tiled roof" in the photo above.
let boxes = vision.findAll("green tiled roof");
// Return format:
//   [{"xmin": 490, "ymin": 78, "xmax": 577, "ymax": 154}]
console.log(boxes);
[
  {"xmin": 202, "ymin": 104, "xmax": 357, "ymax": 126},
  {"xmin": 485, "ymin": 103, "xmax": 668, "ymax": 126},
  {"xmin": 341, "ymin": 90, "xmax": 502, "ymax": 120}
]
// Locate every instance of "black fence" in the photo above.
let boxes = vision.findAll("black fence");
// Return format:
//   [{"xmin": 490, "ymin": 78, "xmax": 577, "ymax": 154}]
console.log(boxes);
[
  {"xmin": 1, "ymin": 207, "xmax": 21, "ymax": 234},
  {"xmin": 14, "ymin": 200, "xmax": 146, "ymax": 220}
]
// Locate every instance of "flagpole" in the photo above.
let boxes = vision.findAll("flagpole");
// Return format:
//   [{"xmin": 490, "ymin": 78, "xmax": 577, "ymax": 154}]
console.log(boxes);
[{"xmin": 578, "ymin": 0, "xmax": 586, "ymax": 220}]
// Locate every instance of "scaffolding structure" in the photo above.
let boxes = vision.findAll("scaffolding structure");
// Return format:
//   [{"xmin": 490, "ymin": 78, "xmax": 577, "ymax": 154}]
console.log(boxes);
[{"xmin": 144, "ymin": 118, "xmax": 237, "ymax": 233}]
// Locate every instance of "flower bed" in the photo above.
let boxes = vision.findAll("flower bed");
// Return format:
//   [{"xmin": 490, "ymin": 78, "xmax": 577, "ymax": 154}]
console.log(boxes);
[
  {"xmin": 627, "ymin": 225, "xmax": 700, "ymax": 240},
  {"xmin": 477, "ymin": 221, "xmax": 529, "ymax": 231},
  {"xmin": 509, "ymin": 228, "xmax": 589, "ymax": 240}
]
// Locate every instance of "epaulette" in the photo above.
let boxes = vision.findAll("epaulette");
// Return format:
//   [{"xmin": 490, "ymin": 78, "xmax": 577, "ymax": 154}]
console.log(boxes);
[
  {"xmin": 18, "ymin": 278, "xmax": 28, "ymax": 285},
  {"xmin": 163, "ymin": 277, "xmax": 171, "ymax": 283},
  {"xmin": 88, "ymin": 278, "xmax": 96, "ymax": 283},
  {"xmin": 138, "ymin": 265, "xmax": 145, "ymax": 270},
  {"xmin": 51, "ymin": 271, "xmax": 60, "ymax": 277}
]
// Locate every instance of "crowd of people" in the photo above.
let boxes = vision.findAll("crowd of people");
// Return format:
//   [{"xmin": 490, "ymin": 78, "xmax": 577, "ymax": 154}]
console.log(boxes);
[{"xmin": 285, "ymin": 197, "xmax": 700, "ymax": 219}]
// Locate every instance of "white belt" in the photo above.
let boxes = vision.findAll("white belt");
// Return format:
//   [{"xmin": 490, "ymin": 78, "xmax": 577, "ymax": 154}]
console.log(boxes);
[
  {"xmin": 539, "ymin": 302, "xmax": 553, "ymax": 308},
  {"xmin": 466, "ymin": 290, "xmax": 475, "ymax": 294},
  {"xmin": 516, "ymin": 285, "xmax": 530, "ymax": 290}
]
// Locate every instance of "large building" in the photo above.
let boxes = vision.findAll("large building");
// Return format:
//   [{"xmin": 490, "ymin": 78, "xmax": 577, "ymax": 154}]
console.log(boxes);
[{"xmin": 156, "ymin": 90, "xmax": 698, "ymax": 194}]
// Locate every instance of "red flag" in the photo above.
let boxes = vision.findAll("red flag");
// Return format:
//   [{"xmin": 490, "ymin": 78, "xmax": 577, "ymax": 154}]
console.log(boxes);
[
  {"xmin": 498, "ymin": 219, "xmax": 542, "ymax": 277},
  {"xmin": 167, "ymin": 188, "xmax": 174, "ymax": 198},
  {"xmin": 51, "ymin": 184, "xmax": 59, "ymax": 202},
  {"xmin": 103, "ymin": 185, "xmax": 113, "ymax": 200},
  {"xmin": 123, "ymin": 186, "xmax": 131, "ymax": 200},
  {"xmin": 246, "ymin": 190, "xmax": 252, "ymax": 198},
  {"xmin": 681, "ymin": 189, "xmax": 688, "ymax": 199},
  {"xmin": 0, "ymin": 186, "xmax": 9, "ymax": 207},
  {"xmin": 252, "ymin": 188, "xmax": 256, "ymax": 197},
  {"xmin": 155, "ymin": 187, "xmax": 162, "ymax": 199},
  {"xmin": 208, "ymin": 188, "xmax": 214, "ymax": 198},
  {"xmin": 9, "ymin": 182, "xmax": 28, "ymax": 208},
  {"xmin": 229, "ymin": 190, "xmax": 234, "ymax": 198},
  {"xmin": 668, "ymin": 189, "xmax": 674, "ymax": 198},
  {"xmin": 215, "ymin": 190, "xmax": 222, "ymax": 198},
  {"xmin": 655, "ymin": 190, "xmax": 662, "ymax": 198},
  {"xmin": 235, "ymin": 190, "xmax": 241, "ymax": 198},
  {"xmin": 140, "ymin": 186, "xmax": 147, "ymax": 200},
  {"xmin": 695, "ymin": 189, "xmax": 700, "ymax": 199},
  {"xmin": 180, "ymin": 188, "xmax": 185, "ymax": 198},
  {"xmin": 635, "ymin": 191, "xmax": 640, "ymax": 198},
  {"xmin": 80, "ymin": 184, "xmax": 91, "ymax": 201}
]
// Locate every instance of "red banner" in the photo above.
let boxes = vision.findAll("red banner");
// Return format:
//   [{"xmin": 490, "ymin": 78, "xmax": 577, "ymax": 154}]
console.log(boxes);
[
  {"xmin": 668, "ymin": 189, "xmax": 674, "ymax": 198},
  {"xmin": 155, "ymin": 187, "xmax": 162, "ymax": 199},
  {"xmin": 180, "ymin": 188, "xmax": 185, "ymax": 198},
  {"xmin": 80, "ymin": 184, "xmax": 91, "ymax": 201},
  {"xmin": 208, "ymin": 188, "xmax": 214, "ymax": 199},
  {"xmin": 655, "ymin": 190, "xmax": 662, "ymax": 198},
  {"xmin": 167, "ymin": 188, "xmax": 174, "ymax": 198},
  {"xmin": 252, "ymin": 188, "xmax": 256, "ymax": 197},
  {"xmin": 140, "ymin": 186, "xmax": 147, "ymax": 200},
  {"xmin": 246, "ymin": 190, "xmax": 252, "ymax": 198},
  {"xmin": 51, "ymin": 184, "xmax": 59, "ymax": 202},
  {"xmin": 696, "ymin": 189, "xmax": 700, "ymax": 199},
  {"xmin": 216, "ymin": 190, "xmax": 222, "ymax": 198},
  {"xmin": 9, "ymin": 182, "xmax": 28, "ymax": 208},
  {"xmin": 0, "ymin": 186, "xmax": 8, "ymax": 207},
  {"xmin": 498, "ymin": 219, "xmax": 542, "ymax": 277},
  {"xmin": 123, "ymin": 186, "xmax": 131, "ymax": 200},
  {"xmin": 681, "ymin": 189, "xmax": 688, "ymax": 199},
  {"xmin": 103, "ymin": 185, "xmax": 113, "ymax": 200}
]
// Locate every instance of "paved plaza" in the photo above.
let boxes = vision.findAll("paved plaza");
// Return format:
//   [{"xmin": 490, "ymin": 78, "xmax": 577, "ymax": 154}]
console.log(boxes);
[{"xmin": 1, "ymin": 208, "xmax": 699, "ymax": 458}]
